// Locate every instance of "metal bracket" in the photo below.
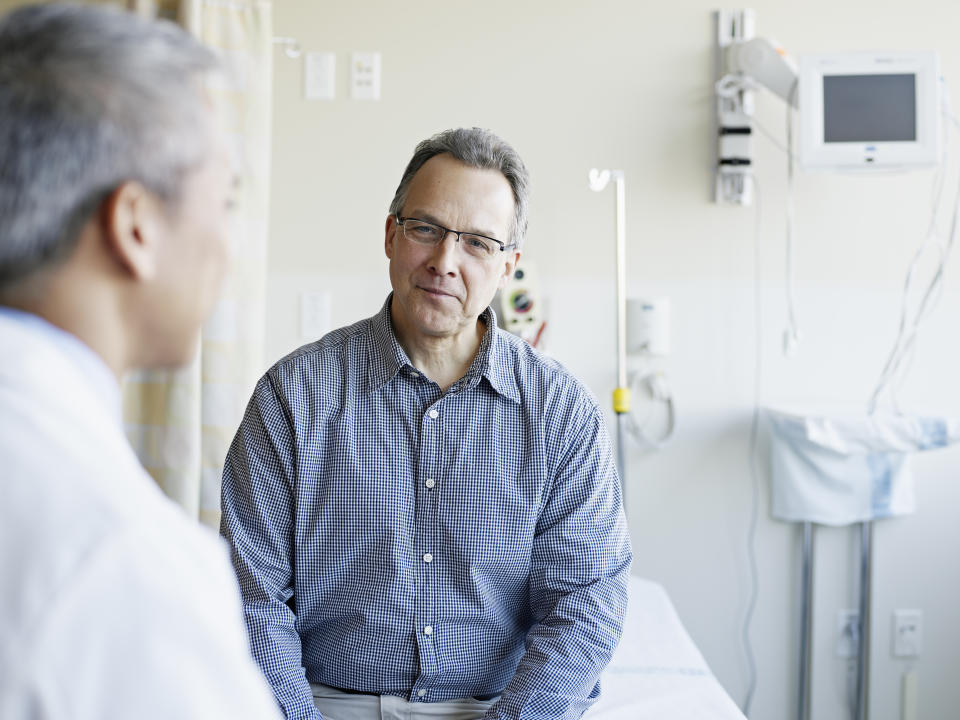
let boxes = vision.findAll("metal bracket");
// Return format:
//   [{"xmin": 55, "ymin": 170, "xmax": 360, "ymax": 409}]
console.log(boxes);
[{"xmin": 713, "ymin": 9, "xmax": 755, "ymax": 205}]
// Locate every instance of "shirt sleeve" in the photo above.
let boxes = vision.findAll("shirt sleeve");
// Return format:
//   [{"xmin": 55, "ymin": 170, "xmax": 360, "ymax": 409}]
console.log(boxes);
[
  {"xmin": 220, "ymin": 373, "xmax": 322, "ymax": 720},
  {"xmin": 485, "ymin": 403, "xmax": 632, "ymax": 720}
]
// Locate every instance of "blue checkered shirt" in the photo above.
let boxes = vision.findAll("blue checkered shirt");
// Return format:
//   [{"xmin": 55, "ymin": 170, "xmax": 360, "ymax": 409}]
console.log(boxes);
[{"xmin": 221, "ymin": 296, "xmax": 632, "ymax": 720}]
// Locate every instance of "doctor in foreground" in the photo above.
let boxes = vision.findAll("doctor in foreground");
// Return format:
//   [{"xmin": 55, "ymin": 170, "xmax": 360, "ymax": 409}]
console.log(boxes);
[
  {"xmin": 0, "ymin": 5, "xmax": 280, "ymax": 719},
  {"xmin": 221, "ymin": 127, "xmax": 632, "ymax": 719}
]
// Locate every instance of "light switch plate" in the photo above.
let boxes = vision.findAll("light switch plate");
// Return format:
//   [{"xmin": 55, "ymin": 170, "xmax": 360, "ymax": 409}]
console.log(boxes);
[{"xmin": 304, "ymin": 52, "xmax": 335, "ymax": 100}]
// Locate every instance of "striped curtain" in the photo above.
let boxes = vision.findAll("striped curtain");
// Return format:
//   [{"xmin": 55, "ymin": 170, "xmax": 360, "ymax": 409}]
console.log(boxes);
[{"xmin": 123, "ymin": 0, "xmax": 272, "ymax": 528}]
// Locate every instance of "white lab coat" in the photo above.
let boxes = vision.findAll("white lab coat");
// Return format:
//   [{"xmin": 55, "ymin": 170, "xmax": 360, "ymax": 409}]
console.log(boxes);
[{"xmin": 0, "ymin": 312, "xmax": 281, "ymax": 720}]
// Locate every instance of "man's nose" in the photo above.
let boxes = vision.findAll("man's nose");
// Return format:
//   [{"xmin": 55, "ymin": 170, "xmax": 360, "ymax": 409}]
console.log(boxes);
[{"xmin": 427, "ymin": 231, "xmax": 460, "ymax": 275}]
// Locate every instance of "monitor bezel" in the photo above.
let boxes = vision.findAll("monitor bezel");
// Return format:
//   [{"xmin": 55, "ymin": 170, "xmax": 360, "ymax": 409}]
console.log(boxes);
[{"xmin": 798, "ymin": 51, "xmax": 940, "ymax": 171}]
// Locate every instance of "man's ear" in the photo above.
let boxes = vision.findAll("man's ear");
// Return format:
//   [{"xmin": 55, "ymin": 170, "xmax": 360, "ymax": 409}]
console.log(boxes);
[
  {"xmin": 384, "ymin": 214, "xmax": 397, "ymax": 259},
  {"xmin": 498, "ymin": 250, "xmax": 521, "ymax": 289},
  {"xmin": 100, "ymin": 181, "xmax": 163, "ymax": 281}
]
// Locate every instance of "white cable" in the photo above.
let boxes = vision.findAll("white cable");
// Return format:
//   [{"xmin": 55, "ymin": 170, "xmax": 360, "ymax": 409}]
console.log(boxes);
[
  {"xmin": 869, "ymin": 83, "xmax": 960, "ymax": 414},
  {"xmin": 752, "ymin": 116, "xmax": 798, "ymax": 159},
  {"xmin": 877, "ymin": 94, "xmax": 950, "ymax": 403},
  {"xmin": 716, "ymin": 72, "xmax": 759, "ymax": 99},
  {"xmin": 624, "ymin": 370, "xmax": 676, "ymax": 449},
  {"xmin": 873, "ymin": 238, "xmax": 947, "ymax": 412},
  {"xmin": 741, "ymin": 176, "xmax": 762, "ymax": 718},
  {"xmin": 870, "ymin": 87, "xmax": 952, "ymax": 411},
  {"xmin": 783, "ymin": 86, "xmax": 801, "ymax": 356}
]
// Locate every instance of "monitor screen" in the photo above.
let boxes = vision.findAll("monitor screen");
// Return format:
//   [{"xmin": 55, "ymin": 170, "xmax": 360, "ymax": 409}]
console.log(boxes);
[{"xmin": 823, "ymin": 74, "xmax": 917, "ymax": 143}]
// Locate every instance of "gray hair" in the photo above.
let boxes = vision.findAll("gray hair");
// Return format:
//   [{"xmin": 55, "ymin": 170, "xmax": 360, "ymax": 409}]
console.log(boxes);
[
  {"xmin": 388, "ymin": 127, "xmax": 530, "ymax": 248},
  {"xmin": 0, "ymin": 3, "xmax": 219, "ymax": 288}
]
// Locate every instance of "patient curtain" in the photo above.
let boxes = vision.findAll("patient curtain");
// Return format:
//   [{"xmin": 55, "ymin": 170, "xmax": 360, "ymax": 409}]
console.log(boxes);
[{"xmin": 122, "ymin": 0, "xmax": 272, "ymax": 528}]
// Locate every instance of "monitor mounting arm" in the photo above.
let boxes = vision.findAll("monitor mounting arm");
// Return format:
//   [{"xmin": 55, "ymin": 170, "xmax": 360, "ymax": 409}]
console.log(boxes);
[{"xmin": 713, "ymin": 9, "xmax": 798, "ymax": 205}]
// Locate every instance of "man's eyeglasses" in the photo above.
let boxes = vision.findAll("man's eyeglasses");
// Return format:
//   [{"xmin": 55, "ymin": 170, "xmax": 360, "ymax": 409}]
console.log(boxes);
[{"xmin": 395, "ymin": 215, "xmax": 514, "ymax": 260}]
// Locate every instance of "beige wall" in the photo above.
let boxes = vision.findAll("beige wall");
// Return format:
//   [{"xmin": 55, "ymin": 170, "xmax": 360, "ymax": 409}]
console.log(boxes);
[{"xmin": 268, "ymin": 2, "xmax": 960, "ymax": 720}]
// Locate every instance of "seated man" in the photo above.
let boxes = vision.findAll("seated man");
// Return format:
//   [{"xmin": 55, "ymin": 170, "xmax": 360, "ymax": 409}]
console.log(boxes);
[
  {"xmin": 221, "ymin": 127, "xmax": 632, "ymax": 720},
  {"xmin": 0, "ymin": 5, "xmax": 280, "ymax": 719}
]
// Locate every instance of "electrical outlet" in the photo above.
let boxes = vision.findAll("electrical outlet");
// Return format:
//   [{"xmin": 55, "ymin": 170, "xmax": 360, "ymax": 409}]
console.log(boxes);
[
  {"xmin": 893, "ymin": 609, "xmax": 923, "ymax": 658},
  {"xmin": 351, "ymin": 51, "xmax": 381, "ymax": 100},
  {"xmin": 836, "ymin": 610, "xmax": 859, "ymax": 658}
]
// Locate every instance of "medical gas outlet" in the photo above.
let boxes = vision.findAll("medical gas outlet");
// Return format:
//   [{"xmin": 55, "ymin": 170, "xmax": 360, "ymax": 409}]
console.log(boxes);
[
  {"xmin": 625, "ymin": 298, "xmax": 675, "ymax": 449},
  {"xmin": 498, "ymin": 262, "xmax": 547, "ymax": 350}
]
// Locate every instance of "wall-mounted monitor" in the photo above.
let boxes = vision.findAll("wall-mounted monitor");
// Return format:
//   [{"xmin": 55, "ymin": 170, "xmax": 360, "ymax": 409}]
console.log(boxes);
[{"xmin": 798, "ymin": 52, "xmax": 940, "ymax": 170}]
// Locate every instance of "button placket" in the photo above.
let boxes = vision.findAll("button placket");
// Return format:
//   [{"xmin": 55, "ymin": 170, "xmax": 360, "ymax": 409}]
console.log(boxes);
[{"xmin": 414, "ymin": 396, "xmax": 442, "ymax": 690}]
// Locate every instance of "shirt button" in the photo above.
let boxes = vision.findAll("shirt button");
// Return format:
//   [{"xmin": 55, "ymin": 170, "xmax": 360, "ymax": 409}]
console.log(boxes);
[
  {"xmin": 428, "ymin": 409, "xmax": 439, "ymax": 419},
  {"xmin": 425, "ymin": 478, "xmax": 436, "ymax": 489},
  {"xmin": 423, "ymin": 553, "xmax": 433, "ymax": 563},
  {"xmin": 424, "ymin": 625, "xmax": 433, "ymax": 636},
  {"xmin": 417, "ymin": 689, "xmax": 427, "ymax": 698}
]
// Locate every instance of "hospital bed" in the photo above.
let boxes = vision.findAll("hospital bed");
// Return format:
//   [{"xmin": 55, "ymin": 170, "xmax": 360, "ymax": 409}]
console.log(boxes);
[{"xmin": 587, "ymin": 576, "xmax": 747, "ymax": 720}]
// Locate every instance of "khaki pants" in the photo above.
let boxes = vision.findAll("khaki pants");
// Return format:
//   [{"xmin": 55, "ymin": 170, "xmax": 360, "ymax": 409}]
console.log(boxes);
[{"xmin": 310, "ymin": 683, "xmax": 499, "ymax": 720}]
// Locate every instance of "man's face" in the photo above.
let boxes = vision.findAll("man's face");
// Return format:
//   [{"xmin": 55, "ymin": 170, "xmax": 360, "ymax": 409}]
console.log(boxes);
[
  {"xmin": 385, "ymin": 153, "xmax": 519, "ymax": 343},
  {"xmin": 142, "ymin": 123, "xmax": 236, "ymax": 367}
]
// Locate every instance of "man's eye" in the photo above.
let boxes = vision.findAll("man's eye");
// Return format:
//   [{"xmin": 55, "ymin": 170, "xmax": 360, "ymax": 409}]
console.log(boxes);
[
  {"xmin": 408, "ymin": 223, "xmax": 442, "ymax": 239},
  {"xmin": 465, "ymin": 236, "xmax": 491, "ymax": 251}
]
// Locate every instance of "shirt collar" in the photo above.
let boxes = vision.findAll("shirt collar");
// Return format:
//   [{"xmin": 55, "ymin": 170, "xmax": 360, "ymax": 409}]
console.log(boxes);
[
  {"xmin": 367, "ymin": 294, "xmax": 409, "ymax": 392},
  {"xmin": 481, "ymin": 315, "xmax": 521, "ymax": 404},
  {"xmin": 0, "ymin": 306, "xmax": 122, "ymax": 423},
  {"xmin": 366, "ymin": 294, "xmax": 521, "ymax": 403}
]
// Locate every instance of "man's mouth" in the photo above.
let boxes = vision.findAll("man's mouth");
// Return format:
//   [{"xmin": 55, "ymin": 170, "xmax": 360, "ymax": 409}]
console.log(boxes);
[{"xmin": 419, "ymin": 286, "xmax": 457, "ymax": 299}]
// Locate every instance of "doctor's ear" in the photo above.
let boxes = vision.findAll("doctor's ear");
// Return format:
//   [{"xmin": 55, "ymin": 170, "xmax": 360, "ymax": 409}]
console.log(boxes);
[{"xmin": 100, "ymin": 181, "xmax": 164, "ymax": 281}]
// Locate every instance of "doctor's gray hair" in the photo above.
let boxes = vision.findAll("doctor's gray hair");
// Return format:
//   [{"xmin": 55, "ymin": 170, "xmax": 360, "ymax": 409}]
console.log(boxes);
[
  {"xmin": 388, "ymin": 128, "xmax": 530, "ymax": 248},
  {"xmin": 0, "ymin": 3, "xmax": 219, "ymax": 288}
]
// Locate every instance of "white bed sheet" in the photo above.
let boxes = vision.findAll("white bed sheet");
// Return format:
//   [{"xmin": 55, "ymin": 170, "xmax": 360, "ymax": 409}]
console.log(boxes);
[{"xmin": 586, "ymin": 576, "xmax": 746, "ymax": 720}]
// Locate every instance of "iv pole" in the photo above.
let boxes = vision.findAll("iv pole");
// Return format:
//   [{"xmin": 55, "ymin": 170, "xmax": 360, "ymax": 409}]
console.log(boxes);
[{"xmin": 589, "ymin": 169, "xmax": 630, "ymax": 502}]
